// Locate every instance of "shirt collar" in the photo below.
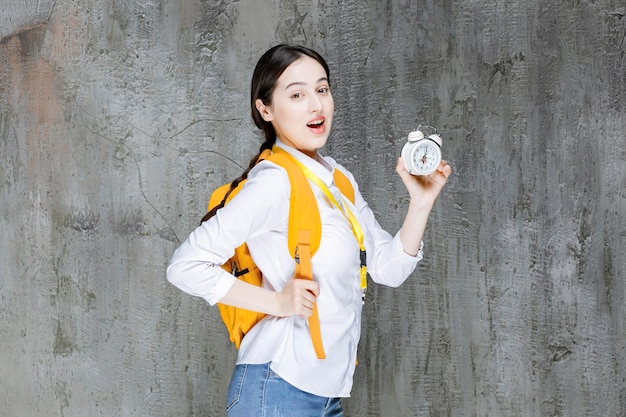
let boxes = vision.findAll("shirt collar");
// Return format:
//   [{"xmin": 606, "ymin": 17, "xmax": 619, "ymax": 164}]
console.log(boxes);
[{"xmin": 274, "ymin": 139, "xmax": 335, "ymax": 185}]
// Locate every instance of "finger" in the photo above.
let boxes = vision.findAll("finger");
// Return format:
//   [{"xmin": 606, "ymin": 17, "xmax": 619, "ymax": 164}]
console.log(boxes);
[
  {"xmin": 299, "ymin": 289, "xmax": 316, "ymax": 306},
  {"xmin": 295, "ymin": 297, "xmax": 314, "ymax": 317},
  {"xmin": 438, "ymin": 160, "xmax": 452, "ymax": 174},
  {"xmin": 396, "ymin": 157, "xmax": 405, "ymax": 172},
  {"xmin": 307, "ymin": 285, "xmax": 320, "ymax": 297},
  {"xmin": 396, "ymin": 157, "xmax": 411, "ymax": 178},
  {"xmin": 299, "ymin": 279, "xmax": 320, "ymax": 297},
  {"xmin": 305, "ymin": 289, "xmax": 318, "ymax": 303},
  {"xmin": 396, "ymin": 159, "xmax": 419, "ymax": 189}
]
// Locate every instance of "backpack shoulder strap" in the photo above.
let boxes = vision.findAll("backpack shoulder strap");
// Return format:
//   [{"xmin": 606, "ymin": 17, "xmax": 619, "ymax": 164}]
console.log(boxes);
[
  {"xmin": 332, "ymin": 168, "xmax": 355, "ymax": 204},
  {"xmin": 264, "ymin": 151, "xmax": 322, "ymax": 257},
  {"xmin": 264, "ymin": 150, "xmax": 327, "ymax": 359}
]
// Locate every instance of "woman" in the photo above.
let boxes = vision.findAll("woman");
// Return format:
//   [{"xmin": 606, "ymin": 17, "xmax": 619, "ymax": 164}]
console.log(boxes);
[{"xmin": 167, "ymin": 44, "xmax": 452, "ymax": 416}]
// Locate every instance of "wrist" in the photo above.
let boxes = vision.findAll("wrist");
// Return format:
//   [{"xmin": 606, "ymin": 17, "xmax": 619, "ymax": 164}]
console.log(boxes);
[
  {"xmin": 268, "ymin": 290, "xmax": 283, "ymax": 317},
  {"xmin": 408, "ymin": 197, "xmax": 435, "ymax": 212}
]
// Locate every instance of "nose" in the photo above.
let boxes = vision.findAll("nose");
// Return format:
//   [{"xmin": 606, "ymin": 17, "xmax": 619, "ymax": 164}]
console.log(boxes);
[{"xmin": 309, "ymin": 94, "xmax": 323, "ymax": 112}]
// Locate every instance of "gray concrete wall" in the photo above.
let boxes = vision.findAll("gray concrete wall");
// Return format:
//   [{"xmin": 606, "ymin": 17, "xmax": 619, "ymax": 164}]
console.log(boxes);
[{"xmin": 1, "ymin": 0, "xmax": 624, "ymax": 416}]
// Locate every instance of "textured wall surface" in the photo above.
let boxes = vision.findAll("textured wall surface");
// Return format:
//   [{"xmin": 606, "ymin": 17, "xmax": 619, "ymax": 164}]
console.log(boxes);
[{"xmin": 1, "ymin": 0, "xmax": 625, "ymax": 416}]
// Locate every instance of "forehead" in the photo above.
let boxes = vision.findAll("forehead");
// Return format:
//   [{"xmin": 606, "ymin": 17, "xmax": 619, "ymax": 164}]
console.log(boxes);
[{"xmin": 276, "ymin": 56, "xmax": 328, "ymax": 88}]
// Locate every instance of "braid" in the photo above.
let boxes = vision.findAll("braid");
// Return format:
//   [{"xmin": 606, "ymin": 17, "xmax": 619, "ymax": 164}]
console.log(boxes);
[{"xmin": 200, "ymin": 139, "xmax": 275, "ymax": 224}]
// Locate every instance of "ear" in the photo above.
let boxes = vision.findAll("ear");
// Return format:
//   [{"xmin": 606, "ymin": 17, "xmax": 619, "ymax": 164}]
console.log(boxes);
[{"xmin": 255, "ymin": 99, "xmax": 274, "ymax": 122}]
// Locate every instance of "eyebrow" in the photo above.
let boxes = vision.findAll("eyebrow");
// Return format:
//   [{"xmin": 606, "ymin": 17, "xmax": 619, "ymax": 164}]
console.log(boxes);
[{"xmin": 284, "ymin": 77, "xmax": 329, "ymax": 90}]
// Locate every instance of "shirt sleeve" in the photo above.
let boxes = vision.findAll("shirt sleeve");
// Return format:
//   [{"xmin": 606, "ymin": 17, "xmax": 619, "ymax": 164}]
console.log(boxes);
[{"xmin": 166, "ymin": 161, "xmax": 290, "ymax": 305}]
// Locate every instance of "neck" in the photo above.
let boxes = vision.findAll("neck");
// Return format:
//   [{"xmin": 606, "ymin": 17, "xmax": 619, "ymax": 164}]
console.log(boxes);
[
  {"xmin": 276, "ymin": 138, "xmax": 319, "ymax": 160},
  {"xmin": 299, "ymin": 149, "xmax": 319, "ymax": 160}
]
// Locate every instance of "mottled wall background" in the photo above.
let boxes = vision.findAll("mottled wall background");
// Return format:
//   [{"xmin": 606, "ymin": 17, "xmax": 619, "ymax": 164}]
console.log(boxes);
[{"xmin": 1, "ymin": 0, "xmax": 625, "ymax": 416}]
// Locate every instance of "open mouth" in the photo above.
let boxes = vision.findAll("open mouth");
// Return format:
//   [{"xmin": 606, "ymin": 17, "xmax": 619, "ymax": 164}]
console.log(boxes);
[{"xmin": 307, "ymin": 119, "xmax": 324, "ymax": 128}]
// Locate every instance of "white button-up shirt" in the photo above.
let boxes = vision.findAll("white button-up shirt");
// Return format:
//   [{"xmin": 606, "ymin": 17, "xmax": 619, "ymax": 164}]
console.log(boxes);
[{"xmin": 167, "ymin": 140, "xmax": 422, "ymax": 398}]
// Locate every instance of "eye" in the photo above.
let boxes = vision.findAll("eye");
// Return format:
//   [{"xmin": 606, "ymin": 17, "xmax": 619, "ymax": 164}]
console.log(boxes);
[
  {"xmin": 291, "ymin": 92, "xmax": 302, "ymax": 99},
  {"xmin": 318, "ymin": 86, "xmax": 330, "ymax": 94}
]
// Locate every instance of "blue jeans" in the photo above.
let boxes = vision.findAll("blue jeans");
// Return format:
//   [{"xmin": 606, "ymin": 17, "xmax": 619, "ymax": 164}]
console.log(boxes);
[{"xmin": 226, "ymin": 363, "xmax": 344, "ymax": 417}]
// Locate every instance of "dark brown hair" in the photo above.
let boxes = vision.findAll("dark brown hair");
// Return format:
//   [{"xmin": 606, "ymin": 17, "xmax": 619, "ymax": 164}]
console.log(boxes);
[{"xmin": 201, "ymin": 44, "xmax": 330, "ymax": 223}]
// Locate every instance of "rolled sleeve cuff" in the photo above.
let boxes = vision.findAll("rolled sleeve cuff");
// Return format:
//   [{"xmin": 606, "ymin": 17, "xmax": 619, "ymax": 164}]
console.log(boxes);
[
  {"xmin": 203, "ymin": 272, "xmax": 237, "ymax": 306},
  {"xmin": 393, "ymin": 233, "xmax": 424, "ymax": 263}
]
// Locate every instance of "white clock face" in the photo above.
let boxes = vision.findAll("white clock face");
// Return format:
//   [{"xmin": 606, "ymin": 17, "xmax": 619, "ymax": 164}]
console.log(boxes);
[
  {"xmin": 411, "ymin": 141, "xmax": 441, "ymax": 174},
  {"xmin": 413, "ymin": 140, "xmax": 441, "ymax": 172}
]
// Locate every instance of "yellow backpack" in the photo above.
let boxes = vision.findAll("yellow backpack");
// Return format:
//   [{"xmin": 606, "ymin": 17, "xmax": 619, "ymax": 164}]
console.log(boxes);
[{"xmin": 207, "ymin": 146, "xmax": 355, "ymax": 359}]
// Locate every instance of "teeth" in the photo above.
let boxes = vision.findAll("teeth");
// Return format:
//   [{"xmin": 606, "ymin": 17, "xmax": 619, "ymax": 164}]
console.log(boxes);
[{"xmin": 308, "ymin": 120, "xmax": 323, "ymax": 126}]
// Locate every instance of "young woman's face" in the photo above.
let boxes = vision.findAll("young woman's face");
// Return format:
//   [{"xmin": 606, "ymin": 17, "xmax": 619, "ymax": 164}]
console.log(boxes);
[{"xmin": 256, "ymin": 56, "xmax": 334, "ymax": 158}]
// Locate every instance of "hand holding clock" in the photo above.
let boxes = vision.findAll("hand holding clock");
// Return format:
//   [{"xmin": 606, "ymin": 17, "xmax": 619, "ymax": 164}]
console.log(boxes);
[
  {"xmin": 396, "ymin": 126, "xmax": 452, "ymax": 256},
  {"xmin": 396, "ymin": 156, "xmax": 451, "ymax": 206}
]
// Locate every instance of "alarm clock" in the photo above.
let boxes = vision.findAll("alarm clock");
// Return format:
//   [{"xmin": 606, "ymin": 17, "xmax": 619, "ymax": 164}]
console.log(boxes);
[{"xmin": 400, "ymin": 125, "xmax": 443, "ymax": 176}]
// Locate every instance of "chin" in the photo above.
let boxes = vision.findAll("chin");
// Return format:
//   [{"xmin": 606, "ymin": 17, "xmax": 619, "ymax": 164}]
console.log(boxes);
[{"xmin": 312, "ymin": 138, "xmax": 329, "ymax": 151}]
